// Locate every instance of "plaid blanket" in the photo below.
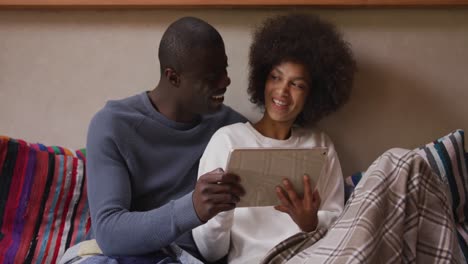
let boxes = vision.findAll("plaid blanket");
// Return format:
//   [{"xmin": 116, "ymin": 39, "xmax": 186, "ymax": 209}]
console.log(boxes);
[{"xmin": 261, "ymin": 148, "xmax": 463, "ymax": 264}]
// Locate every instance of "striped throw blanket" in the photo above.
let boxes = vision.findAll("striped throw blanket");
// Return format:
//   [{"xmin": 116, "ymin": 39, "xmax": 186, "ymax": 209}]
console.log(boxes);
[
  {"xmin": 414, "ymin": 129, "xmax": 468, "ymax": 258},
  {"xmin": 0, "ymin": 136, "xmax": 91, "ymax": 264},
  {"xmin": 261, "ymin": 148, "xmax": 463, "ymax": 264}
]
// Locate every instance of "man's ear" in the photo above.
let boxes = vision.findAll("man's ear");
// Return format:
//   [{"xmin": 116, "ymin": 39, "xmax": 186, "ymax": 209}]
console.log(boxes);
[{"xmin": 164, "ymin": 68, "xmax": 180, "ymax": 87}]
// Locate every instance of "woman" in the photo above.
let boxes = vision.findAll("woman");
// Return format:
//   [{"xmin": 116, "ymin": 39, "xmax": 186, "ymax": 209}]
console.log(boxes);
[{"xmin": 192, "ymin": 13, "xmax": 356, "ymax": 264}]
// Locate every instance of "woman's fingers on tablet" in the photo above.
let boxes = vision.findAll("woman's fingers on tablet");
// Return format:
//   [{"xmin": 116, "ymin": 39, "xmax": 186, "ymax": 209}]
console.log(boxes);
[
  {"xmin": 303, "ymin": 175, "xmax": 312, "ymax": 197},
  {"xmin": 303, "ymin": 175, "xmax": 314, "ymax": 208},
  {"xmin": 275, "ymin": 186, "xmax": 292, "ymax": 209},
  {"xmin": 274, "ymin": 204, "xmax": 289, "ymax": 214},
  {"xmin": 282, "ymin": 179, "xmax": 300, "ymax": 205}
]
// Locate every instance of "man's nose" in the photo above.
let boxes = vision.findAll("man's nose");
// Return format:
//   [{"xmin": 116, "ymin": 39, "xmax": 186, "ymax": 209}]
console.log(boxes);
[{"xmin": 220, "ymin": 74, "xmax": 231, "ymax": 88}]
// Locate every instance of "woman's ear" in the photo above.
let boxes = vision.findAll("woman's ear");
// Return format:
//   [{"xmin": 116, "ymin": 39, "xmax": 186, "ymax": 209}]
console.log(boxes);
[{"xmin": 164, "ymin": 68, "xmax": 180, "ymax": 87}]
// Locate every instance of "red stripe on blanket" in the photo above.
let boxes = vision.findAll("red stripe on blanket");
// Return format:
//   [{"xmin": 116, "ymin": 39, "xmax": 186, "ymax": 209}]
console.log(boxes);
[
  {"xmin": 6, "ymin": 148, "xmax": 36, "ymax": 262},
  {"xmin": 86, "ymin": 214, "xmax": 91, "ymax": 235},
  {"xmin": 0, "ymin": 140, "xmax": 29, "ymax": 263}
]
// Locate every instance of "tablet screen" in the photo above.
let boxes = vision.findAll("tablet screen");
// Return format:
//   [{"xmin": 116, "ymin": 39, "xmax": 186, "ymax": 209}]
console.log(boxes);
[{"xmin": 226, "ymin": 147, "xmax": 328, "ymax": 207}]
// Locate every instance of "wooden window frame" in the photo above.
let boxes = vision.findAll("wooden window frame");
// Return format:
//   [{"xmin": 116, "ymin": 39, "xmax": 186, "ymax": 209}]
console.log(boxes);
[{"xmin": 1, "ymin": 0, "xmax": 467, "ymax": 8}]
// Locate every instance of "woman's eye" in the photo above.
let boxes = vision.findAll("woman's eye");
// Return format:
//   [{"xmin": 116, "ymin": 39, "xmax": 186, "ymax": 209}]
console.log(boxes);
[
  {"xmin": 292, "ymin": 82, "xmax": 306, "ymax": 89},
  {"xmin": 270, "ymin": 74, "xmax": 279, "ymax": 81}
]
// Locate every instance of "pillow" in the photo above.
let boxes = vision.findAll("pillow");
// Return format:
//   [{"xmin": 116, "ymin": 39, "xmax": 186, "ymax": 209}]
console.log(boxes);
[
  {"xmin": 414, "ymin": 129, "xmax": 468, "ymax": 258},
  {"xmin": 0, "ymin": 136, "xmax": 90, "ymax": 264}
]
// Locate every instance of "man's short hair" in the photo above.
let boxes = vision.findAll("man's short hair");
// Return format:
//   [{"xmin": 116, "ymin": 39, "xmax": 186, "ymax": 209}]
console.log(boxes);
[{"xmin": 158, "ymin": 17, "xmax": 224, "ymax": 74}]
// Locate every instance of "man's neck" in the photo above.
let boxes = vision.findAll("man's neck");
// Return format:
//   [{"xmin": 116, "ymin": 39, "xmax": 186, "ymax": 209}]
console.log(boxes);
[{"xmin": 148, "ymin": 88, "xmax": 199, "ymax": 124}]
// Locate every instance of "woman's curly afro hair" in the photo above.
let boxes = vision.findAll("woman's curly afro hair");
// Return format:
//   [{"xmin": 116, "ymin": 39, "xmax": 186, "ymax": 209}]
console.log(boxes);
[{"xmin": 248, "ymin": 13, "xmax": 357, "ymax": 125}]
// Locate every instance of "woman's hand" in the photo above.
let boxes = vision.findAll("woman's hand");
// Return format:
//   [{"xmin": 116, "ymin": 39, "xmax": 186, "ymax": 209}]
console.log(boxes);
[{"xmin": 274, "ymin": 175, "xmax": 321, "ymax": 232}]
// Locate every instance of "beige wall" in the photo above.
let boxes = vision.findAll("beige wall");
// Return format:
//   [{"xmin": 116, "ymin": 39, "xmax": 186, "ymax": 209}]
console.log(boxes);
[{"xmin": 1, "ymin": 8, "xmax": 467, "ymax": 176}]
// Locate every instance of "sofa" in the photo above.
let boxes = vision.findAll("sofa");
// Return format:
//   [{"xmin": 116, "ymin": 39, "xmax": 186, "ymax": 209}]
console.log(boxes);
[{"xmin": 0, "ymin": 130, "xmax": 467, "ymax": 263}]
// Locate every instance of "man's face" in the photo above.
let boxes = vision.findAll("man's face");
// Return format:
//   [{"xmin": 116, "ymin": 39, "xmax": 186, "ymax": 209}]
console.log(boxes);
[{"xmin": 179, "ymin": 45, "xmax": 231, "ymax": 115}]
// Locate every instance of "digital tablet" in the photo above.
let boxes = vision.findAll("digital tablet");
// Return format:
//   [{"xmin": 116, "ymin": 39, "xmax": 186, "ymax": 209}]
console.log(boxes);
[{"xmin": 226, "ymin": 147, "xmax": 328, "ymax": 207}]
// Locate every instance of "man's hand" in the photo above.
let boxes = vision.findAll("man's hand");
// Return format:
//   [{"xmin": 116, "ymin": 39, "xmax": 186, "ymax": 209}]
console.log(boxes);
[
  {"xmin": 274, "ymin": 175, "xmax": 321, "ymax": 232},
  {"xmin": 193, "ymin": 168, "xmax": 245, "ymax": 222}
]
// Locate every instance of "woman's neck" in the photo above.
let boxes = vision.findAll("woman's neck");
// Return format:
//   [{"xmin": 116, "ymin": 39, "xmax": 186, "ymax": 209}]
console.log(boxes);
[{"xmin": 253, "ymin": 117, "xmax": 294, "ymax": 140}]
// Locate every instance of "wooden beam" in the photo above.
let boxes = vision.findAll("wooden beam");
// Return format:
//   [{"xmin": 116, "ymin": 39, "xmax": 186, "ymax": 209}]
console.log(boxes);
[{"xmin": 1, "ymin": 0, "xmax": 467, "ymax": 7}]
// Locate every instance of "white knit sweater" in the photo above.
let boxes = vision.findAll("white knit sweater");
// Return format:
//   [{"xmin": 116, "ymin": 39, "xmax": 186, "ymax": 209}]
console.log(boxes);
[{"xmin": 192, "ymin": 122, "xmax": 344, "ymax": 264}]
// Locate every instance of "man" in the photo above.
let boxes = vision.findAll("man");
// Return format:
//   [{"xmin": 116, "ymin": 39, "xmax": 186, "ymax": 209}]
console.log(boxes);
[{"xmin": 64, "ymin": 17, "xmax": 246, "ymax": 263}]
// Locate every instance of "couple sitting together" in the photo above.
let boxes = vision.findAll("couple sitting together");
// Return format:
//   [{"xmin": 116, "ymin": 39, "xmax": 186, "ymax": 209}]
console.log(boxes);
[{"xmin": 61, "ymin": 13, "xmax": 463, "ymax": 264}]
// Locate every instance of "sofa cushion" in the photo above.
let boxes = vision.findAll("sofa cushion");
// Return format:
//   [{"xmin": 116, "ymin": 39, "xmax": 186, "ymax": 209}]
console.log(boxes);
[
  {"xmin": 0, "ymin": 136, "xmax": 90, "ymax": 264},
  {"xmin": 344, "ymin": 171, "xmax": 363, "ymax": 203}
]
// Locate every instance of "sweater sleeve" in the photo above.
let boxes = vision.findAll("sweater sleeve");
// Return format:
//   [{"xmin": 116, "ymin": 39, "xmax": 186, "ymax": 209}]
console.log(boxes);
[
  {"xmin": 86, "ymin": 111, "xmax": 202, "ymax": 255},
  {"xmin": 192, "ymin": 128, "xmax": 234, "ymax": 262},
  {"xmin": 316, "ymin": 133, "xmax": 345, "ymax": 230}
]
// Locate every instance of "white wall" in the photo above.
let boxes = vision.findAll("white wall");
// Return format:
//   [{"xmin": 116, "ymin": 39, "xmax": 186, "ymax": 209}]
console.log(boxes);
[{"xmin": 1, "ymin": 8, "xmax": 467, "ymax": 176}]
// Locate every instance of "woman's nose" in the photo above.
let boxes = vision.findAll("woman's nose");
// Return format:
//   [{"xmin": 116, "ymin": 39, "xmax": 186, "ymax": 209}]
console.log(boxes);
[{"xmin": 277, "ymin": 81, "xmax": 290, "ymax": 96}]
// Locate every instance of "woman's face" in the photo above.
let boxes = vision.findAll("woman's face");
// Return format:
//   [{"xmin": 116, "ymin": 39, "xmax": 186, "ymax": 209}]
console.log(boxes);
[{"xmin": 263, "ymin": 61, "xmax": 311, "ymax": 125}]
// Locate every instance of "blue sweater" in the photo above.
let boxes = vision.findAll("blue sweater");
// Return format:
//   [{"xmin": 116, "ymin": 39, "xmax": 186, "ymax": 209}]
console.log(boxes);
[{"xmin": 86, "ymin": 92, "xmax": 246, "ymax": 258}]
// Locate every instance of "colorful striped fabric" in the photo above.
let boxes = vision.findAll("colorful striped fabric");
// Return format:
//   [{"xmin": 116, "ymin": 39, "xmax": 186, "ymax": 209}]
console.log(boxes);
[
  {"xmin": 414, "ymin": 129, "xmax": 468, "ymax": 260},
  {"xmin": 0, "ymin": 137, "xmax": 90, "ymax": 264}
]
